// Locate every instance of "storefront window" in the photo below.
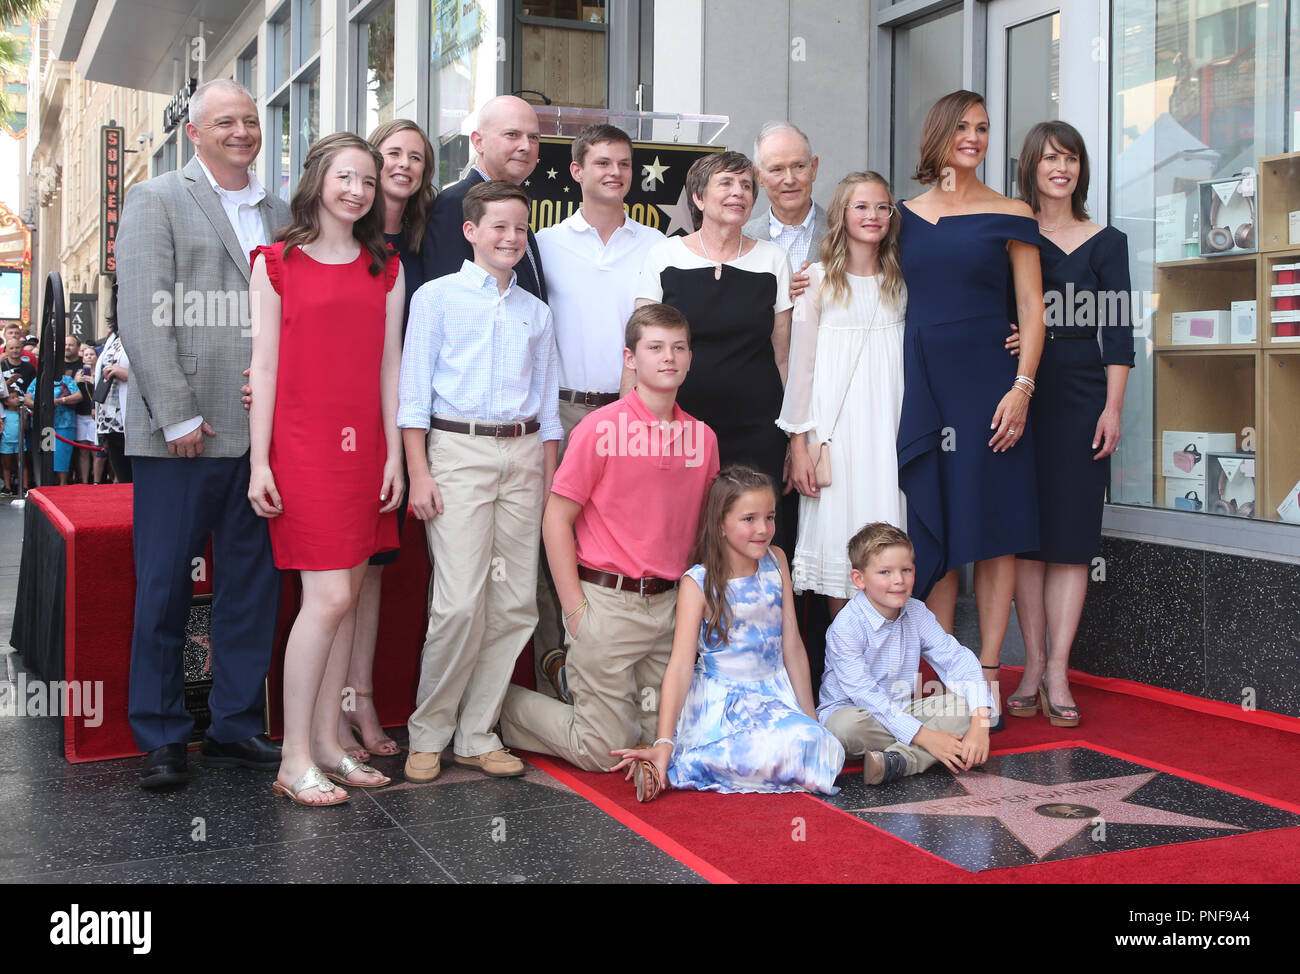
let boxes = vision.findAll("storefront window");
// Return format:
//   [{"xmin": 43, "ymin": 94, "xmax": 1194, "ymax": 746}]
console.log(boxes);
[
  {"xmin": 514, "ymin": 1, "xmax": 608, "ymax": 109},
  {"xmin": 429, "ymin": 0, "xmax": 499, "ymax": 188},
  {"xmin": 1110, "ymin": 0, "xmax": 1296, "ymax": 524},
  {"xmin": 269, "ymin": 0, "xmax": 324, "ymax": 198},
  {"xmin": 890, "ymin": 6, "xmax": 964, "ymax": 202},
  {"xmin": 358, "ymin": 2, "xmax": 395, "ymax": 136}
]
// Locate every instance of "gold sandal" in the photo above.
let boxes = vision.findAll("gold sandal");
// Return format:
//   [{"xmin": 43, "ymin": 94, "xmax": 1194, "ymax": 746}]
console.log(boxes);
[
  {"xmin": 322, "ymin": 753, "xmax": 391, "ymax": 789},
  {"xmin": 271, "ymin": 766, "xmax": 350, "ymax": 807}
]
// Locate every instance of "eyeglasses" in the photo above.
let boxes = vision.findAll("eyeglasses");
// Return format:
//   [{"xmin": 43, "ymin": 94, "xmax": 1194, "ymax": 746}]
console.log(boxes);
[{"xmin": 847, "ymin": 202, "xmax": 896, "ymax": 218}]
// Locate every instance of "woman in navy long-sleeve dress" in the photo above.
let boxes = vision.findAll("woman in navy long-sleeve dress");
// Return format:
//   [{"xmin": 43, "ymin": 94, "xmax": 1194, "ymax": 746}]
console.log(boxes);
[
  {"xmin": 1005, "ymin": 122, "xmax": 1133, "ymax": 728},
  {"xmin": 895, "ymin": 90, "xmax": 1046, "ymax": 726}
]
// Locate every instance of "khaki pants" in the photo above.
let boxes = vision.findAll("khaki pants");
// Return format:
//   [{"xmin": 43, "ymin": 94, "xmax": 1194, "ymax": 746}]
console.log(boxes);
[
  {"xmin": 501, "ymin": 580, "xmax": 674, "ymax": 771},
  {"xmin": 407, "ymin": 427, "xmax": 544, "ymax": 757},
  {"xmin": 825, "ymin": 693, "xmax": 973, "ymax": 776},
  {"xmin": 533, "ymin": 400, "xmax": 598, "ymax": 685}
]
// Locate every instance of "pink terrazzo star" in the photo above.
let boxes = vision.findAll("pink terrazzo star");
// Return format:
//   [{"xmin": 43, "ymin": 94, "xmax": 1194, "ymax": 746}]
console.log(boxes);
[{"xmin": 858, "ymin": 770, "xmax": 1243, "ymax": 859}]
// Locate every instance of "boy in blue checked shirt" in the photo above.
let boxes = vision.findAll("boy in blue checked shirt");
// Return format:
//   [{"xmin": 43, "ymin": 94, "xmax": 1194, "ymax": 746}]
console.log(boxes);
[
  {"xmin": 818, "ymin": 522, "xmax": 993, "ymax": 785},
  {"xmin": 398, "ymin": 180, "xmax": 561, "ymax": 783}
]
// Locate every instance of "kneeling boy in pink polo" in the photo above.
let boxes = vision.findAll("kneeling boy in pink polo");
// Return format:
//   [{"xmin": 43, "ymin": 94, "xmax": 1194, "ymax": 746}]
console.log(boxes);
[{"xmin": 500, "ymin": 304, "xmax": 719, "ymax": 771}]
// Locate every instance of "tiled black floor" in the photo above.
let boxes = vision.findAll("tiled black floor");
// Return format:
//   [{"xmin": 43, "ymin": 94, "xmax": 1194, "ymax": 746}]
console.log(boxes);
[{"xmin": 0, "ymin": 501, "xmax": 706, "ymax": 884}]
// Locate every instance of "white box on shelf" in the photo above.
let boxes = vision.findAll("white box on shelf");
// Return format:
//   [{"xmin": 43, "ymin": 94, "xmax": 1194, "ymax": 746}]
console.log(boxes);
[
  {"xmin": 1291, "ymin": 210, "xmax": 1300, "ymax": 246},
  {"xmin": 1171, "ymin": 310, "xmax": 1231, "ymax": 345},
  {"xmin": 1160, "ymin": 431, "xmax": 1237, "ymax": 480},
  {"xmin": 1164, "ymin": 474, "xmax": 1208, "ymax": 511},
  {"xmin": 1277, "ymin": 478, "xmax": 1300, "ymax": 523},
  {"xmin": 1230, "ymin": 300, "xmax": 1257, "ymax": 342}
]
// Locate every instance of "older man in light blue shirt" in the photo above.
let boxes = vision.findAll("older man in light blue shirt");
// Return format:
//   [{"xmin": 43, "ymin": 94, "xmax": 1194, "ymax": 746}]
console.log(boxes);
[{"xmin": 743, "ymin": 121, "xmax": 826, "ymax": 272}]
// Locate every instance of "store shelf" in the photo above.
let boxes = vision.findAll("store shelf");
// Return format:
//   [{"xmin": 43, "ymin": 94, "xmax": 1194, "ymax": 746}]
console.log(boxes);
[
  {"xmin": 1154, "ymin": 345, "xmax": 1257, "ymax": 356},
  {"xmin": 1263, "ymin": 352, "xmax": 1300, "ymax": 520},
  {"xmin": 1155, "ymin": 253, "xmax": 1258, "ymax": 270},
  {"xmin": 1258, "ymin": 152, "xmax": 1300, "ymax": 253}
]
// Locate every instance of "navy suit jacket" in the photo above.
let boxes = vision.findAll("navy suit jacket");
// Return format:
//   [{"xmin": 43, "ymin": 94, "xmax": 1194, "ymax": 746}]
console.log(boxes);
[{"xmin": 421, "ymin": 169, "xmax": 547, "ymax": 302}]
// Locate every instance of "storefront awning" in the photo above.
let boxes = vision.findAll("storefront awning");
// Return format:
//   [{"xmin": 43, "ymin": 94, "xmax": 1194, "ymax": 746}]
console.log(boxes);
[{"xmin": 54, "ymin": 0, "xmax": 249, "ymax": 94}]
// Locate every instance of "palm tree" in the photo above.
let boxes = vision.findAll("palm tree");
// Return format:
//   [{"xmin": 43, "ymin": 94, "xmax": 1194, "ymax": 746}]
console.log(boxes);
[{"xmin": 0, "ymin": 0, "xmax": 47, "ymax": 126}]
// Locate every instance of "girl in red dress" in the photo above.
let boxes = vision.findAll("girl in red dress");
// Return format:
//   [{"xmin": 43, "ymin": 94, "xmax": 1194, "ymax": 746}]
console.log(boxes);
[{"xmin": 248, "ymin": 132, "xmax": 405, "ymax": 806}]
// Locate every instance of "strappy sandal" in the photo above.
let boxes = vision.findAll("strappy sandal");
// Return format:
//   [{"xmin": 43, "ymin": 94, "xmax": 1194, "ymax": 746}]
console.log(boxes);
[
  {"xmin": 271, "ymin": 765, "xmax": 350, "ymax": 807},
  {"xmin": 347, "ymin": 691, "xmax": 402, "ymax": 757},
  {"xmin": 322, "ymin": 753, "xmax": 391, "ymax": 789},
  {"xmin": 633, "ymin": 760, "xmax": 663, "ymax": 803},
  {"xmin": 1038, "ymin": 680, "xmax": 1081, "ymax": 728}
]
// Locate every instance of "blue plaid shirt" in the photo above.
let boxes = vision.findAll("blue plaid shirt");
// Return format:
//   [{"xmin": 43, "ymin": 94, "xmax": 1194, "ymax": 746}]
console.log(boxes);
[
  {"xmin": 398, "ymin": 260, "xmax": 562, "ymax": 441},
  {"xmin": 818, "ymin": 593, "xmax": 993, "ymax": 744}
]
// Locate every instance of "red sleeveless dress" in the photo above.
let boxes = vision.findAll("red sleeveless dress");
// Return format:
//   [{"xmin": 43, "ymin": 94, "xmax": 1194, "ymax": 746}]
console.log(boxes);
[{"xmin": 253, "ymin": 241, "xmax": 401, "ymax": 570}]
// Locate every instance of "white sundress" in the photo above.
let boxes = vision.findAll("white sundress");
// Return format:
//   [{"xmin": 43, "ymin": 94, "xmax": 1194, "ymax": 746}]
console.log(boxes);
[{"xmin": 777, "ymin": 264, "xmax": 907, "ymax": 599}]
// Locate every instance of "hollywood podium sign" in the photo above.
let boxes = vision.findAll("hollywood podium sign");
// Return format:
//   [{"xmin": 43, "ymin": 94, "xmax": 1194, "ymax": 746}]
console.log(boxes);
[{"xmin": 526, "ymin": 137, "xmax": 719, "ymax": 236}]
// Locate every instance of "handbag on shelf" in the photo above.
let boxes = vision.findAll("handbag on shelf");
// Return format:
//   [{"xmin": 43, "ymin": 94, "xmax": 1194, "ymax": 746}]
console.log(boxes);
[{"xmin": 1174, "ymin": 489, "xmax": 1203, "ymax": 511}]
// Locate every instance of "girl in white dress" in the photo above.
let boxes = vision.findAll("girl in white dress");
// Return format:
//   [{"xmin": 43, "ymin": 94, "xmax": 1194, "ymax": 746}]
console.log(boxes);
[{"xmin": 778, "ymin": 172, "xmax": 907, "ymax": 615}]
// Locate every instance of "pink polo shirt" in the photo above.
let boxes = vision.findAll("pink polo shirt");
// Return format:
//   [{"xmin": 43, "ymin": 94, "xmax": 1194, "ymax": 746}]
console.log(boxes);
[{"xmin": 552, "ymin": 389, "xmax": 720, "ymax": 580}]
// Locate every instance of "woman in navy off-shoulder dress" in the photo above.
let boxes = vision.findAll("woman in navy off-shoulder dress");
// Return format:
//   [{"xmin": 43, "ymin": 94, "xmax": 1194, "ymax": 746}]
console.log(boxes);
[
  {"xmin": 895, "ymin": 90, "xmax": 1046, "ymax": 724},
  {"xmin": 1005, "ymin": 122, "xmax": 1133, "ymax": 728}
]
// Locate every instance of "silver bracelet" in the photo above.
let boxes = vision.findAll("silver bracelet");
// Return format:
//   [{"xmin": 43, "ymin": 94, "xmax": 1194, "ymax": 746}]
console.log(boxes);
[{"xmin": 652, "ymin": 737, "xmax": 673, "ymax": 748}]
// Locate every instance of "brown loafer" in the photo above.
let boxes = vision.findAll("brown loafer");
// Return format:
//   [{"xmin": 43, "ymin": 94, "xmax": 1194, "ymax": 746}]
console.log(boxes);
[
  {"xmin": 404, "ymin": 750, "xmax": 442, "ymax": 783},
  {"xmin": 452, "ymin": 748, "xmax": 525, "ymax": 777}
]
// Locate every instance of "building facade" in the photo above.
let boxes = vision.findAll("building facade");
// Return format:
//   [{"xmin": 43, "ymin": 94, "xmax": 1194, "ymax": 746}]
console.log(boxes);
[{"xmin": 40, "ymin": 0, "xmax": 1300, "ymax": 715}]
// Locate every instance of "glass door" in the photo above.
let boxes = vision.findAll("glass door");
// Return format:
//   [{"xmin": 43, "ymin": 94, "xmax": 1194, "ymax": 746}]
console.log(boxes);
[{"xmin": 985, "ymin": 0, "xmax": 1104, "ymax": 219}]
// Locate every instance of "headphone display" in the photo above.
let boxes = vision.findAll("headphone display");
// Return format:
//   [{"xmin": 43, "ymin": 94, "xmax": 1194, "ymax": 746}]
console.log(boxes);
[{"xmin": 1201, "ymin": 173, "xmax": 1257, "ymax": 256}]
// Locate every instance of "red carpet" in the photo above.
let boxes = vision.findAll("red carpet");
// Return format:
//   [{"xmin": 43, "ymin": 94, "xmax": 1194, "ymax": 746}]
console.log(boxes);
[{"xmin": 526, "ymin": 675, "xmax": 1300, "ymax": 883}]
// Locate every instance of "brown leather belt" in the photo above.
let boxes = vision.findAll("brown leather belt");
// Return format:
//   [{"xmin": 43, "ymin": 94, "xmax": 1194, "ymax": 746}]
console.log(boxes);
[
  {"xmin": 578, "ymin": 565, "xmax": 677, "ymax": 597},
  {"xmin": 431, "ymin": 418, "xmax": 539, "ymax": 438},
  {"xmin": 560, "ymin": 388, "xmax": 619, "ymax": 408}
]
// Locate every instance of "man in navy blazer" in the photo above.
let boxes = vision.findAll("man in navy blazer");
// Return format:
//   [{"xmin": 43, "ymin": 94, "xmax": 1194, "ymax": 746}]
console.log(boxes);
[{"xmin": 422, "ymin": 95, "xmax": 547, "ymax": 301}]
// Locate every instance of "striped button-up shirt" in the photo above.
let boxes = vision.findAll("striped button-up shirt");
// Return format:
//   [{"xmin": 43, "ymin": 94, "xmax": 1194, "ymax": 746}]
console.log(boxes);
[
  {"xmin": 397, "ymin": 260, "xmax": 562, "ymax": 441},
  {"xmin": 818, "ymin": 593, "xmax": 993, "ymax": 744}
]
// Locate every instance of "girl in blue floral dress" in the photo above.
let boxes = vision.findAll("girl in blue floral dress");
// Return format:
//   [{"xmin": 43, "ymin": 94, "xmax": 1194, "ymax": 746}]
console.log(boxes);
[{"xmin": 613, "ymin": 466, "xmax": 845, "ymax": 799}]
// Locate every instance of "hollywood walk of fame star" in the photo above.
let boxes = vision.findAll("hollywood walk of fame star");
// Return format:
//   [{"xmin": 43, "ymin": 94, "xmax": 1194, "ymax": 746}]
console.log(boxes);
[
  {"xmin": 854, "ymin": 769, "xmax": 1243, "ymax": 860},
  {"xmin": 642, "ymin": 156, "xmax": 669, "ymax": 187},
  {"xmin": 546, "ymin": 168, "xmax": 558, "ymax": 179},
  {"xmin": 661, "ymin": 187, "xmax": 695, "ymax": 237}
]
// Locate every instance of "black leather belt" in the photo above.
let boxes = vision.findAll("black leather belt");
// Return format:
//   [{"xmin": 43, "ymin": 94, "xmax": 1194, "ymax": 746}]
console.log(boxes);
[
  {"xmin": 1045, "ymin": 329, "xmax": 1099, "ymax": 341},
  {"xmin": 560, "ymin": 388, "xmax": 619, "ymax": 408},
  {"xmin": 431, "ymin": 418, "xmax": 539, "ymax": 438},
  {"xmin": 578, "ymin": 565, "xmax": 677, "ymax": 597}
]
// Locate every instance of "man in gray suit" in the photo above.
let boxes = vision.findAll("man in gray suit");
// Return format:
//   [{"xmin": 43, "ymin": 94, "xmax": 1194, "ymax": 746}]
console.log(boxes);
[
  {"xmin": 116, "ymin": 79, "xmax": 291, "ymax": 789},
  {"xmin": 743, "ymin": 121, "xmax": 826, "ymax": 272}
]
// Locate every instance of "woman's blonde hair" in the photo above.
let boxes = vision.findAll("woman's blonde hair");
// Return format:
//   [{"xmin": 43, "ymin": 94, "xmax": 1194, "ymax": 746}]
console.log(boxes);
[{"xmin": 818, "ymin": 171, "xmax": 904, "ymax": 311}]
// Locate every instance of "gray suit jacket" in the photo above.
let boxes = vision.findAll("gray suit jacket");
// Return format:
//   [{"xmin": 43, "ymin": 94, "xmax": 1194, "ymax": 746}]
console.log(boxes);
[
  {"xmin": 743, "ymin": 202, "xmax": 828, "ymax": 265},
  {"xmin": 116, "ymin": 156, "xmax": 291, "ymax": 459}
]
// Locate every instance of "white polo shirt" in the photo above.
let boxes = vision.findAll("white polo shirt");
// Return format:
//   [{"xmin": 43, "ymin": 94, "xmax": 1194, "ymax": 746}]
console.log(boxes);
[{"xmin": 536, "ymin": 209, "xmax": 665, "ymax": 395}]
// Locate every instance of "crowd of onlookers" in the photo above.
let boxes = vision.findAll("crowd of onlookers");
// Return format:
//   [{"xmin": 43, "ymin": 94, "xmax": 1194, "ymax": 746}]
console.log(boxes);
[{"xmin": 0, "ymin": 317, "xmax": 133, "ymax": 495}]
